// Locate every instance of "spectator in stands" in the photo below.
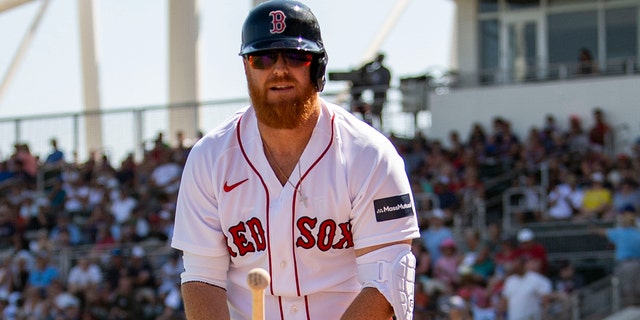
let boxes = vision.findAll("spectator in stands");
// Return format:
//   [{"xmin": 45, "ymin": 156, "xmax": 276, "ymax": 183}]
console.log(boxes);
[
  {"xmin": 501, "ymin": 256, "xmax": 553, "ymax": 320},
  {"xmin": 116, "ymin": 153, "xmax": 136, "ymax": 190},
  {"xmin": 577, "ymin": 171, "xmax": 612, "ymax": 220},
  {"xmin": 403, "ymin": 136, "xmax": 427, "ymax": 178},
  {"xmin": 551, "ymin": 259, "xmax": 584, "ymax": 295},
  {"xmin": 20, "ymin": 285, "xmax": 48, "ymax": 319},
  {"xmin": 103, "ymin": 248, "xmax": 126, "ymax": 291},
  {"xmin": 566, "ymin": 115, "xmax": 590, "ymax": 156},
  {"xmin": 0, "ymin": 258, "xmax": 11, "ymax": 299},
  {"xmin": 109, "ymin": 275, "xmax": 135, "ymax": 319},
  {"xmin": 157, "ymin": 281, "xmax": 184, "ymax": 320},
  {"xmin": 149, "ymin": 132, "xmax": 171, "ymax": 164},
  {"xmin": 8, "ymin": 143, "xmax": 38, "ymax": 187},
  {"xmin": 66, "ymin": 257, "xmax": 102, "ymax": 308},
  {"xmin": 611, "ymin": 178, "xmax": 640, "ymax": 215},
  {"xmin": 127, "ymin": 246, "xmax": 156, "ymax": 293},
  {"xmin": 547, "ymin": 171, "xmax": 580, "ymax": 220},
  {"xmin": 594, "ymin": 206, "xmax": 640, "ymax": 307},
  {"xmin": 27, "ymin": 252, "xmax": 60, "ymax": 290},
  {"xmin": 467, "ymin": 123, "xmax": 487, "ymax": 150},
  {"xmin": 461, "ymin": 229, "xmax": 481, "ymax": 268},
  {"xmin": 588, "ymin": 107, "xmax": 611, "ymax": 150},
  {"xmin": 513, "ymin": 172, "xmax": 543, "ymax": 224},
  {"xmin": 491, "ymin": 117, "xmax": 520, "ymax": 162},
  {"xmin": 473, "ymin": 251, "xmax": 496, "ymax": 287},
  {"xmin": 578, "ymin": 48, "xmax": 595, "ymax": 75},
  {"xmin": 131, "ymin": 205, "xmax": 151, "ymax": 241},
  {"xmin": 420, "ymin": 208, "xmax": 454, "ymax": 266},
  {"xmin": 514, "ymin": 228, "xmax": 549, "ymax": 275},
  {"xmin": 109, "ymin": 187, "xmax": 137, "ymax": 225},
  {"xmin": 49, "ymin": 213, "xmax": 83, "ymax": 246},
  {"xmin": 82, "ymin": 283, "xmax": 110, "ymax": 319},
  {"xmin": 433, "ymin": 175, "xmax": 460, "ymax": 217},
  {"xmin": 439, "ymin": 295, "xmax": 472, "ymax": 320},
  {"xmin": 44, "ymin": 138, "xmax": 65, "ymax": 166},
  {"xmin": 19, "ymin": 195, "xmax": 48, "ymax": 233},
  {"xmin": 62, "ymin": 172, "xmax": 91, "ymax": 218},
  {"xmin": 522, "ymin": 127, "xmax": 548, "ymax": 170},
  {"xmin": 492, "ymin": 234, "xmax": 518, "ymax": 280},
  {"xmin": 456, "ymin": 268, "xmax": 494, "ymax": 319},
  {"xmin": 159, "ymin": 250, "xmax": 183, "ymax": 291},
  {"xmin": 0, "ymin": 204, "xmax": 17, "ymax": 252},
  {"xmin": 28, "ymin": 228, "xmax": 54, "ymax": 255},
  {"xmin": 173, "ymin": 130, "xmax": 193, "ymax": 167},
  {"xmin": 434, "ymin": 238, "xmax": 462, "ymax": 291},
  {"xmin": 149, "ymin": 150, "xmax": 182, "ymax": 197},
  {"xmin": 412, "ymin": 238, "xmax": 432, "ymax": 285},
  {"xmin": 0, "ymin": 161, "xmax": 14, "ymax": 184}
]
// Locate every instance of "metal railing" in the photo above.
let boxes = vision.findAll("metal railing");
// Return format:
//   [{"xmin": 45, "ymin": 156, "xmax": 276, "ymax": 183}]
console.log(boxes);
[
  {"xmin": 502, "ymin": 185, "xmax": 549, "ymax": 232},
  {"xmin": 0, "ymin": 90, "xmax": 424, "ymax": 166}
]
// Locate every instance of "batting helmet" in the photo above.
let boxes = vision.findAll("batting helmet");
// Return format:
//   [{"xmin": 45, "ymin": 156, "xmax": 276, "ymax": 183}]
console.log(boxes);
[{"xmin": 240, "ymin": 0, "xmax": 328, "ymax": 91}]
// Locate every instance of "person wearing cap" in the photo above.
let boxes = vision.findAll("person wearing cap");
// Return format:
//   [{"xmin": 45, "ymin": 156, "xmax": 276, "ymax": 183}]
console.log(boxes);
[
  {"xmin": 434, "ymin": 238, "xmax": 462, "ymax": 290},
  {"xmin": 170, "ymin": 1, "xmax": 420, "ymax": 319},
  {"xmin": 500, "ymin": 255, "xmax": 553, "ymax": 320},
  {"xmin": 514, "ymin": 228, "xmax": 549, "ymax": 275},
  {"xmin": 420, "ymin": 208, "xmax": 454, "ymax": 267},
  {"xmin": 593, "ymin": 206, "xmax": 640, "ymax": 306}
]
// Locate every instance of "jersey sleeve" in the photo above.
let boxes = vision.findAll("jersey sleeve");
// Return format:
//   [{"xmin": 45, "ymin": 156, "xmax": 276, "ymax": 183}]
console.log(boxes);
[
  {"xmin": 171, "ymin": 138, "xmax": 229, "ymax": 257},
  {"xmin": 347, "ymin": 136, "xmax": 420, "ymax": 249}
]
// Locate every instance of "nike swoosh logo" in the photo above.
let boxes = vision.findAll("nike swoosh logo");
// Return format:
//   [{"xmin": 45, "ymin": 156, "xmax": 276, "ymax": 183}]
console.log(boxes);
[{"xmin": 223, "ymin": 179, "xmax": 248, "ymax": 192}]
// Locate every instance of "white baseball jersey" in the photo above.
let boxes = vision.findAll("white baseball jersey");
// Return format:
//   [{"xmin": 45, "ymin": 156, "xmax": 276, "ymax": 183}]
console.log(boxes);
[{"xmin": 171, "ymin": 100, "xmax": 420, "ymax": 319}]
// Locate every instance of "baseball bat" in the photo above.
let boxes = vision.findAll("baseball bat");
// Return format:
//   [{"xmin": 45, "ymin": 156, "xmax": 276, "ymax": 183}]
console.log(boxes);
[{"xmin": 247, "ymin": 268, "xmax": 270, "ymax": 320}]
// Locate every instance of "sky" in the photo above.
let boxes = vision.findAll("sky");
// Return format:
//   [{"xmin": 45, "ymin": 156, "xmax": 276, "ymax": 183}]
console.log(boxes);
[
  {"xmin": 0, "ymin": 0, "xmax": 454, "ymax": 160},
  {"xmin": 0, "ymin": 0, "xmax": 454, "ymax": 115}
]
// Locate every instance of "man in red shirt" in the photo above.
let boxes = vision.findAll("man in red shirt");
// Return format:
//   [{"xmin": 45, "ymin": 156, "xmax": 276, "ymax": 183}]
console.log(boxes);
[{"xmin": 514, "ymin": 228, "xmax": 549, "ymax": 275}]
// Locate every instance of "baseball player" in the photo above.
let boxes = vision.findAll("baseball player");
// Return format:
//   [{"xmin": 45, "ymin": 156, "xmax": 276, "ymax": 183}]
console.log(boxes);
[{"xmin": 171, "ymin": 1, "xmax": 420, "ymax": 319}]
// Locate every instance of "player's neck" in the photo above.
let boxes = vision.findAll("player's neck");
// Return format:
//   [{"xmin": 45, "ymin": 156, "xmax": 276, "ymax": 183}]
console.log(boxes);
[
  {"xmin": 258, "ymin": 110, "xmax": 318, "ymax": 156},
  {"xmin": 259, "ymin": 114, "xmax": 316, "ymax": 185}
]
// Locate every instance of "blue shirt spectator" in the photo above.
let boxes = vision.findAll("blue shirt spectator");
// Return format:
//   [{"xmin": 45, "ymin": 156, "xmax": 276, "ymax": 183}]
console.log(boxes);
[
  {"xmin": 606, "ymin": 223, "xmax": 640, "ymax": 261},
  {"xmin": 27, "ymin": 253, "xmax": 60, "ymax": 289},
  {"xmin": 420, "ymin": 208, "xmax": 454, "ymax": 266}
]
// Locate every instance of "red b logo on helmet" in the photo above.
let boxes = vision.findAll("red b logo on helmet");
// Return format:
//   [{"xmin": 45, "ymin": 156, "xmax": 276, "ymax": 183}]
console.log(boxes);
[{"xmin": 269, "ymin": 10, "xmax": 286, "ymax": 34}]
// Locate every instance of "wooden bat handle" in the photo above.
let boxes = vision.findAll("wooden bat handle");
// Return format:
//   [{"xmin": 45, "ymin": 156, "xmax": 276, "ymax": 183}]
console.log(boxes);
[{"xmin": 247, "ymin": 268, "xmax": 270, "ymax": 320}]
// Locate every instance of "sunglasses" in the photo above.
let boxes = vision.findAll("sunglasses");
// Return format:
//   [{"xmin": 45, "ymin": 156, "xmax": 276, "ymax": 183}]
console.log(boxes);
[{"xmin": 245, "ymin": 51, "xmax": 314, "ymax": 69}]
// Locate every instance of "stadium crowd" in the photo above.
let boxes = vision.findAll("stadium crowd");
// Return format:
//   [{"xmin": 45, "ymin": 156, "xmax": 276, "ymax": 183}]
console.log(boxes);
[{"xmin": 0, "ymin": 107, "xmax": 639, "ymax": 319}]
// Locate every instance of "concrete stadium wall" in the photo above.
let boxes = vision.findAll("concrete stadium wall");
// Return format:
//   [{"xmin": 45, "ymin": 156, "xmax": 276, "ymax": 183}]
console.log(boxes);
[{"xmin": 428, "ymin": 75, "xmax": 640, "ymax": 154}]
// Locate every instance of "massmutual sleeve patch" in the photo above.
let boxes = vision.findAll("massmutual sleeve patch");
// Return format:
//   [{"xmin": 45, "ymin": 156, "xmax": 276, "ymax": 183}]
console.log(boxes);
[{"xmin": 373, "ymin": 193, "xmax": 414, "ymax": 222}]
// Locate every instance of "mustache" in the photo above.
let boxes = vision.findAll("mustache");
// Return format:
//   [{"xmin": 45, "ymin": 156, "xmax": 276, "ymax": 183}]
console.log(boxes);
[{"xmin": 265, "ymin": 75, "xmax": 298, "ymax": 86}]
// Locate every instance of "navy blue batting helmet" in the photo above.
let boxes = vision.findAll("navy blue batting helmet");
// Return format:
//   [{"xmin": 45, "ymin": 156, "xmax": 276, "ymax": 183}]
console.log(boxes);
[{"xmin": 240, "ymin": 0, "xmax": 328, "ymax": 91}]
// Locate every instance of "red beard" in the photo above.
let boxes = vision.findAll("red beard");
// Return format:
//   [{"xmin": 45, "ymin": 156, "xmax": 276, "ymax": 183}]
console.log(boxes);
[{"xmin": 247, "ymin": 73, "xmax": 317, "ymax": 129}]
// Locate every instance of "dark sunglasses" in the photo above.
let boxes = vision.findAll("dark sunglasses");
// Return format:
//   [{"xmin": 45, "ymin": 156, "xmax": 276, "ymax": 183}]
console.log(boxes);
[{"xmin": 245, "ymin": 51, "xmax": 314, "ymax": 69}]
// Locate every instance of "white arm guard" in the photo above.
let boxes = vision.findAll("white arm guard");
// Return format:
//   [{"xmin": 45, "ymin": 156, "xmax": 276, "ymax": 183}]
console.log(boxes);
[
  {"xmin": 356, "ymin": 243, "xmax": 416, "ymax": 320},
  {"xmin": 181, "ymin": 251, "xmax": 229, "ymax": 289}
]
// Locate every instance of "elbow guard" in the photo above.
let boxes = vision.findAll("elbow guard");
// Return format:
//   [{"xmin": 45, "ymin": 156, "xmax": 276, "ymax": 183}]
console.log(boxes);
[{"xmin": 356, "ymin": 244, "xmax": 416, "ymax": 320}]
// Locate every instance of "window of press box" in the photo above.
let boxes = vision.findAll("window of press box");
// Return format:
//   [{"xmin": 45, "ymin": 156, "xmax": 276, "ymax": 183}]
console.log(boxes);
[
  {"xmin": 506, "ymin": 0, "xmax": 540, "ymax": 10},
  {"xmin": 548, "ymin": 11, "xmax": 598, "ymax": 66},
  {"xmin": 479, "ymin": 0, "xmax": 498, "ymax": 13},
  {"xmin": 605, "ymin": 7, "xmax": 637, "ymax": 62},
  {"xmin": 548, "ymin": 0, "xmax": 596, "ymax": 6}
]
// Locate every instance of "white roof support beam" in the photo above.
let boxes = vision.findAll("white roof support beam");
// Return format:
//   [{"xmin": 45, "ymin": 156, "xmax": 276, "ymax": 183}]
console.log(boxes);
[
  {"xmin": 0, "ymin": 0, "xmax": 35, "ymax": 13},
  {"xmin": 0, "ymin": 0, "xmax": 49, "ymax": 105}
]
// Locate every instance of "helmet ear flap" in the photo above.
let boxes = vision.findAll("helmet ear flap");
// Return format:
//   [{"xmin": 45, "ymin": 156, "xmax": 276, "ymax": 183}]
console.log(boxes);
[{"xmin": 312, "ymin": 52, "xmax": 328, "ymax": 92}]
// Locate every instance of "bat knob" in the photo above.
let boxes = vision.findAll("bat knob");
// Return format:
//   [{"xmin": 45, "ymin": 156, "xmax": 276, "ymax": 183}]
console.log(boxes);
[{"xmin": 247, "ymin": 268, "xmax": 270, "ymax": 290}]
